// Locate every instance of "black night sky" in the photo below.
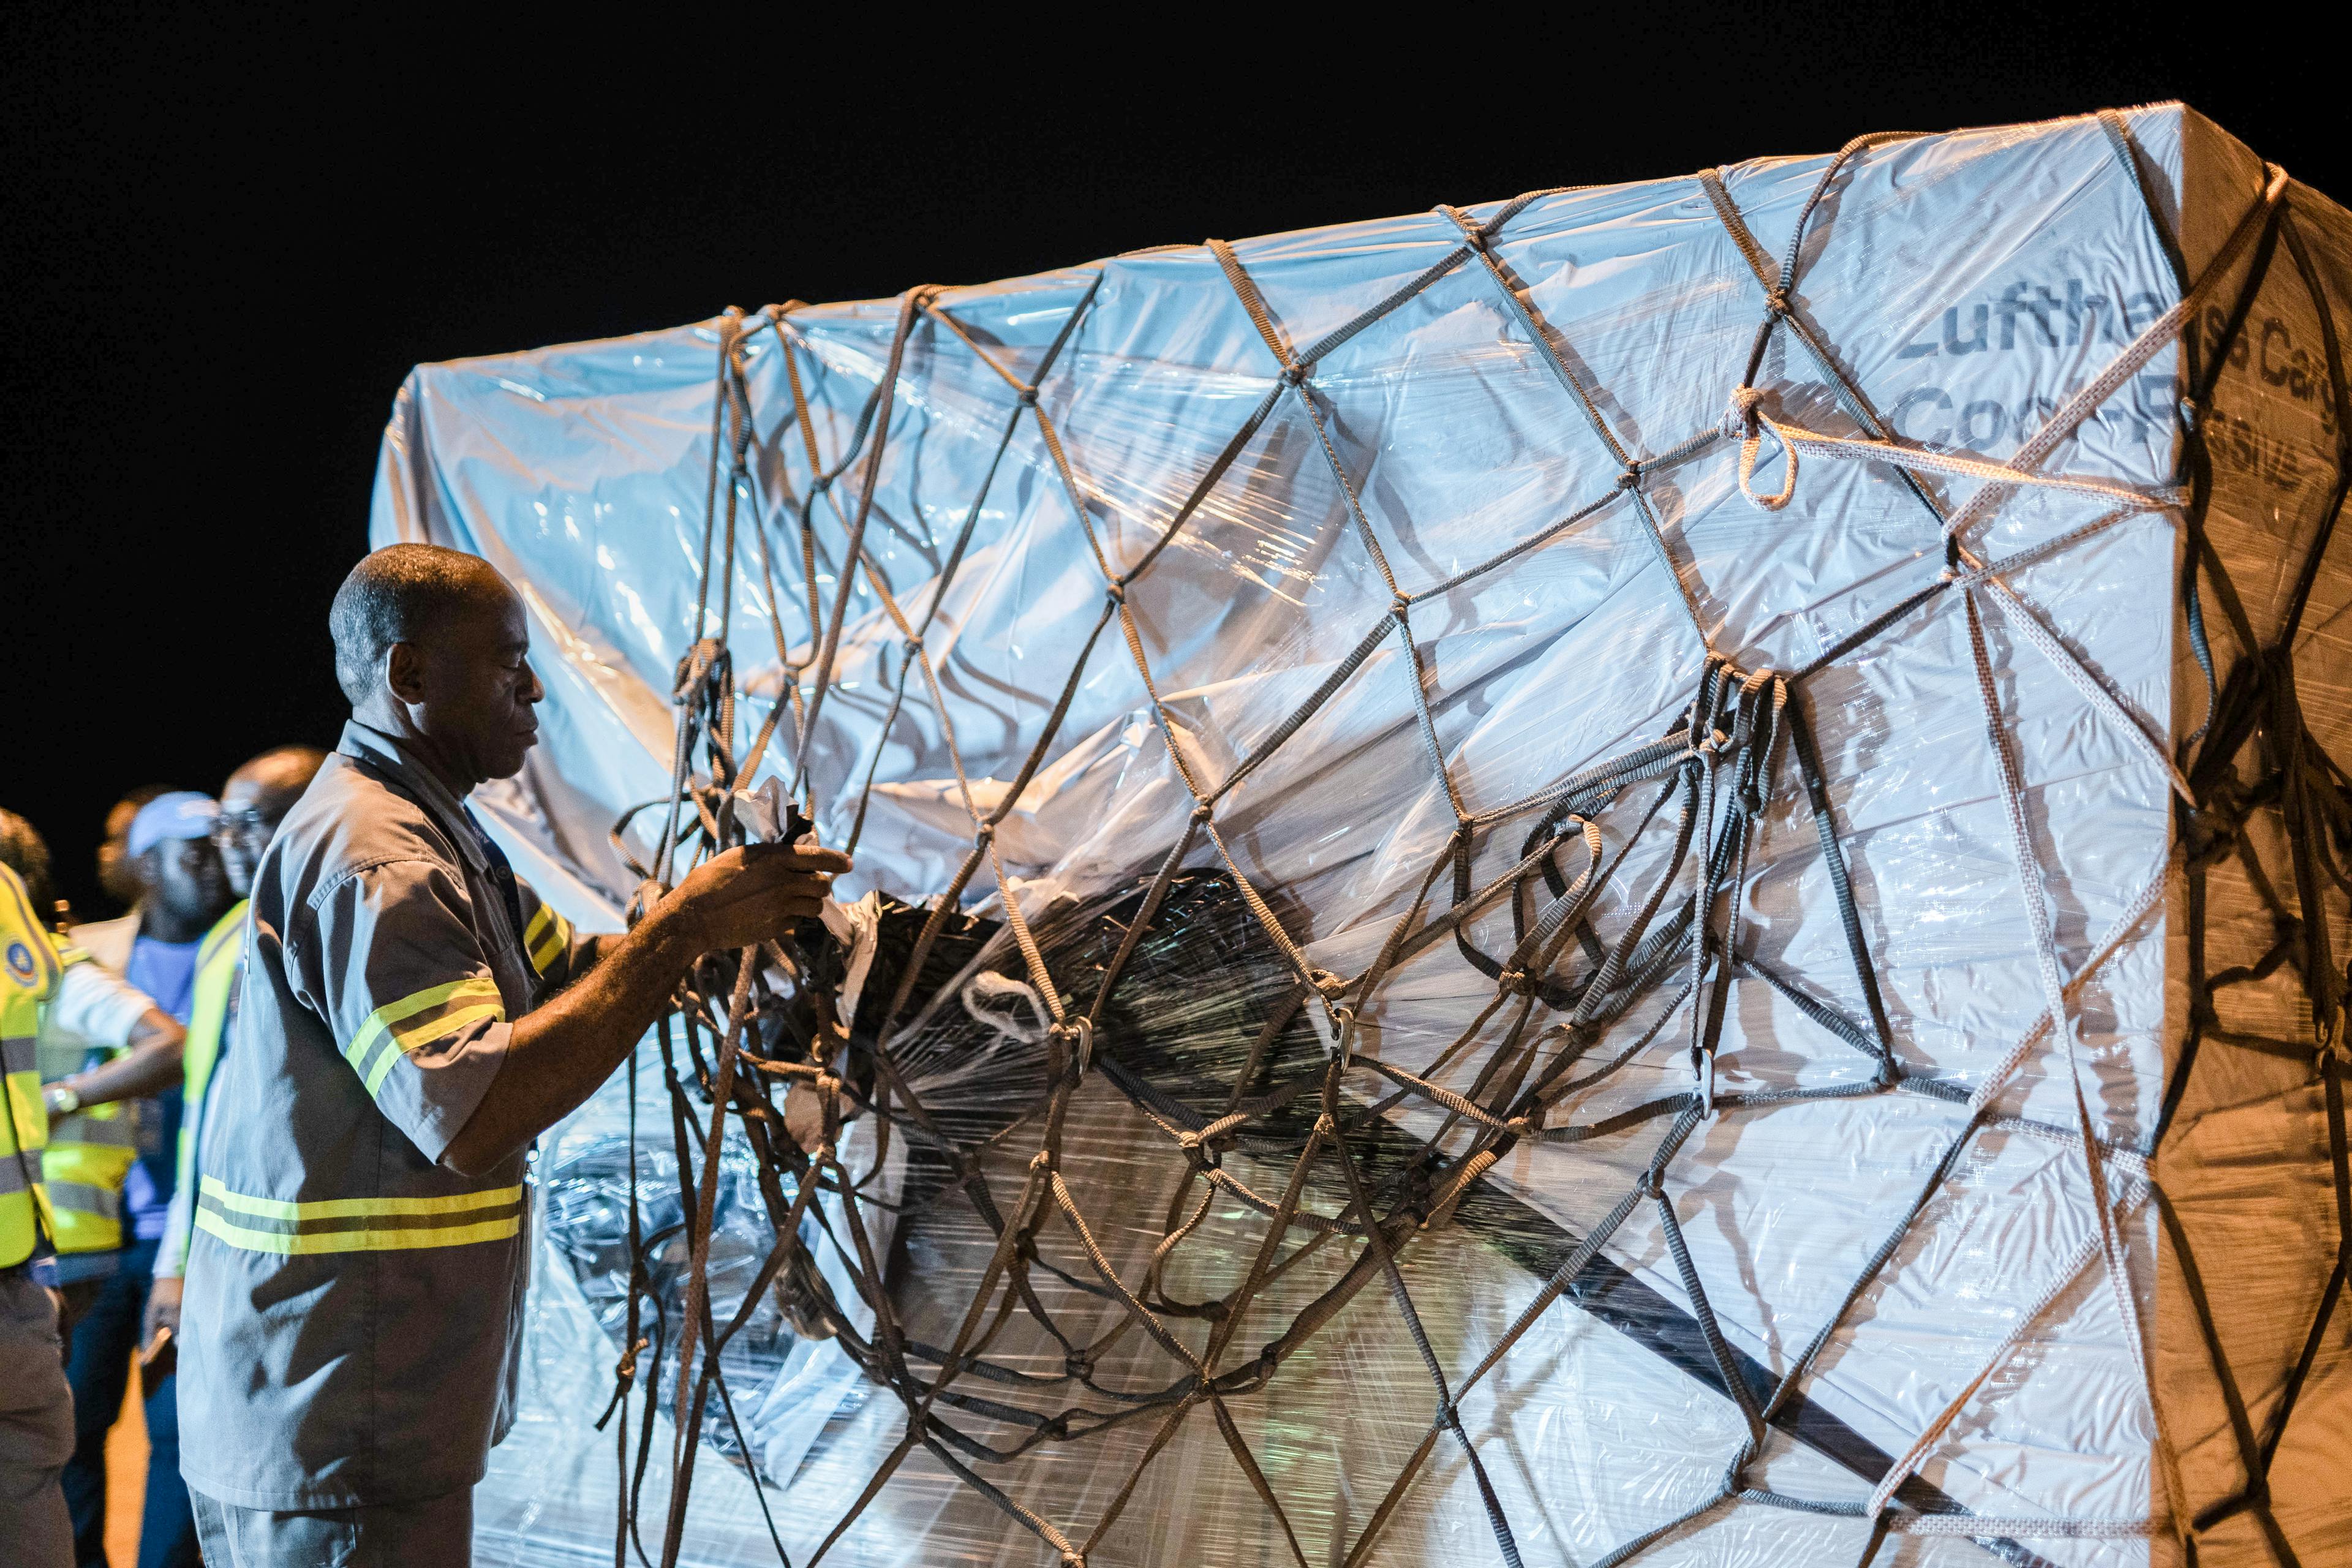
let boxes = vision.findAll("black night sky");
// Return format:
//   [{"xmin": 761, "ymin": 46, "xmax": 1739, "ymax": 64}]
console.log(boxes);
[{"xmin": 5, "ymin": 7, "xmax": 2343, "ymax": 919}]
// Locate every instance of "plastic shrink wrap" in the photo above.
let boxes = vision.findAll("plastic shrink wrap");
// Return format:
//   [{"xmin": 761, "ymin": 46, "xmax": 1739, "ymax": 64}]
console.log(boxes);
[{"xmin": 373, "ymin": 105, "xmax": 2352, "ymax": 1566}]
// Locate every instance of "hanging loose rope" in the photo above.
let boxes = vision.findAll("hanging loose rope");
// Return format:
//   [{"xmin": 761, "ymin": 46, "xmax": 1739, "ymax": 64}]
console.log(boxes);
[{"xmin": 592, "ymin": 115, "xmax": 2352, "ymax": 1568}]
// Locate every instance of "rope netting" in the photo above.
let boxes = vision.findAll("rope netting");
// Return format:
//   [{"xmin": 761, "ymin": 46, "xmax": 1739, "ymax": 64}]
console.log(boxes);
[{"xmin": 588, "ymin": 114, "xmax": 2352, "ymax": 1568}]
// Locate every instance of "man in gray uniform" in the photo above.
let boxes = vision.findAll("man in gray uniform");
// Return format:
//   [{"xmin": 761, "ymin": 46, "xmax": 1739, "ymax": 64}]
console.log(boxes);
[{"xmin": 177, "ymin": 543, "xmax": 848, "ymax": 1565}]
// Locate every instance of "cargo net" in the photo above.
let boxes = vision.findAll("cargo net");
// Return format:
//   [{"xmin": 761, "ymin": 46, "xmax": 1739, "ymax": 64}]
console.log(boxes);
[{"xmin": 598, "ymin": 116, "xmax": 2352, "ymax": 1568}]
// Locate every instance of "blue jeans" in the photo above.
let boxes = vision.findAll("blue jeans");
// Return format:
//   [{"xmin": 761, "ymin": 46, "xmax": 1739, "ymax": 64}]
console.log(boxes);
[
  {"xmin": 60, "ymin": 1241, "xmax": 197, "ymax": 1568},
  {"xmin": 190, "ymin": 1485, "xmax": 474, "ymax": 1568}
]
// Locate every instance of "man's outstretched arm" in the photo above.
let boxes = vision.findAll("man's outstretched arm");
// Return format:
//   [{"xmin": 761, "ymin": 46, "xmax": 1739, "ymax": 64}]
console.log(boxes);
[
  {"xmin": 50, "ymin": 1007, "xmax": 185, "ymax": 1109},
  {"xmin": 440, "ymin": 842, "xmax": 848, "ymax": 1176}
]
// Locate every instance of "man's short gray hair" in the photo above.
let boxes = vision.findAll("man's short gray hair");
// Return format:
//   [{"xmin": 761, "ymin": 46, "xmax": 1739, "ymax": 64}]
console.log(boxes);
[{"xmin": 328, "ymin": 544, "xmax": 506, "ymax": 705}]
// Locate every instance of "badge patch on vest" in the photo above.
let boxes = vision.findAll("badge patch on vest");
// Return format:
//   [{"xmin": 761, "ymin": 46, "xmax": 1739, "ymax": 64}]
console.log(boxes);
[{"xmin": 5, "ymin": 940, "xmax": 37, "ymax": 984}]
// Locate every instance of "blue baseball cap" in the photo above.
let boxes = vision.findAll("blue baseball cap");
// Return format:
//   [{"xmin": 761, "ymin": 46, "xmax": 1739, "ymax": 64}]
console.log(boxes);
[{"xmin": 127, "ymin": 792, "xmax": 219, "ymax": 858}]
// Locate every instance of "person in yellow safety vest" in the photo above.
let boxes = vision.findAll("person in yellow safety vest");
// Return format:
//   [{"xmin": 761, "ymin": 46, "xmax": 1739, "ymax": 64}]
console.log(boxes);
[
  {"xmin": 0, "ymin": 815, "xmax": 190, "ymax": 1266},
  {"xmin": 146, "ymin": 746, "xmax": 328, "ymax": 1346},
  {"xmin": 51, "ymin": 797, "xmax": 222, "ymax": 1262},
  {"xmin": 2, "ymin": 856, "xmax": 78, "ymax": 1565},
  {"xmin": 42, "ymin": 794, "xmax": 222, "ymax": 1568}
]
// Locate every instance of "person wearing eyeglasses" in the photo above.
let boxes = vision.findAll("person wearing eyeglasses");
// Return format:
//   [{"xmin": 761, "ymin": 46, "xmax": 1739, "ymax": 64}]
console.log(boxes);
[{"xmin": 144, "ymin": 748, "xmax": 326, "ymax": 1374}]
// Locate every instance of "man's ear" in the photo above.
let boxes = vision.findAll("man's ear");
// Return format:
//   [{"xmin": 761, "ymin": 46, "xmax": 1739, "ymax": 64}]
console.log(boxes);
[{"xmin": 384, "ymin": 641, "xmax": 429, "ymax": 706}]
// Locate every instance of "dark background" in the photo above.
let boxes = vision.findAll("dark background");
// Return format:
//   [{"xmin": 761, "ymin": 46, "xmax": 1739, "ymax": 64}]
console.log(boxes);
[{"xmin": 4, "ymin": 7, "xmax": 2343, "ymax": 921}]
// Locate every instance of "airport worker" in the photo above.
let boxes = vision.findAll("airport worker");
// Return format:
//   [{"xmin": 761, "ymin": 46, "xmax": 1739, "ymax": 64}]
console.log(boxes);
[
  {"xmin": 0, "ymin": 813, "xmax": 193, "ymax": 1264},
  {"xmin": 1, "ymin": 858, "xmax": 75, "ymax": 1567},
  {"xmin": 50, "ymin": 794, "xmax": 227, "ymax": 1568},
  {"xmin": 82, "ymin": 784, "xmax": 174, "ymax": 941},
  {"xmin": 145, "ymin": 745, "xmax": 330, "ymax": 1349},
  {"xmin": 2, "ymin": 818, "xmax": 186, "ymax": 1568},
  {"xmin": 178, "ymin": 543, "xmax": 850, "ymax": 1566}
]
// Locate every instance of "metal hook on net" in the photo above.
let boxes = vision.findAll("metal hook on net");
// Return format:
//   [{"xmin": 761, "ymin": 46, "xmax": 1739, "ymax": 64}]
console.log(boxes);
[{"xmin": 1052, "ymin": 1016, "xmax": 1095, "ymax": 1077}]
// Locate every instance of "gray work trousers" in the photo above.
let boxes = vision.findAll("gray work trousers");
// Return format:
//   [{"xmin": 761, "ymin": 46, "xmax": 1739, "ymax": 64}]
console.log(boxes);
[
  {"xmin": 0, "ymin": 1265, "xmax": 75, "ymax": 1568},
  {"xmin": 189, "ymin": 1483, "xmax": 473, "ymax": 1567}
]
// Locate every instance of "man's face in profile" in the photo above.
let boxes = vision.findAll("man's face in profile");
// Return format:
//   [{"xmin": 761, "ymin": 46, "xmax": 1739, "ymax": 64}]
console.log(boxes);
[{"xmin": 405, "ymin": 584, "xmax": 543, "ymax": 785}]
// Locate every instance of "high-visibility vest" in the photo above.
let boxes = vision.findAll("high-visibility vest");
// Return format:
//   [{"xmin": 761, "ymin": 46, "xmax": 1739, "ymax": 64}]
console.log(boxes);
[
  {"xmin": 2, "ymin": 863, "xmax": 61, "ymax": 1268},
  {"xmin": 38, "ymin": 934, "xmax": 137, "ymax": 1255},
  {"xmin": 170, "ymin": 899, "xmax": 246, "ymax": 1261}
]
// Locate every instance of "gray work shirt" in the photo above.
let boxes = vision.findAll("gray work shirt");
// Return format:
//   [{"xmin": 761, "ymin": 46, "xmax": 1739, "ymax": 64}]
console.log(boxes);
[{"xmin": 178, "ymin": 720, "xmax": 579, "ymax": 1509}]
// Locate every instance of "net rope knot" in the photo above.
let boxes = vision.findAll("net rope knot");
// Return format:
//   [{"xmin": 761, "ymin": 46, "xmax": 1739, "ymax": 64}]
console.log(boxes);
[
  {"xmin": 671, "ymin": 637, "xmax": 729, "ymax": 704},
  {"xmin": 1725, "ymin": 383, "xmax": 1766, "ymax": 435},
  {"xmin": 1174, "ymin": 1131, "xmax": 1221, "ymax": 1170},
  {"xmin": 1733, "ymin": 390, "xmax": 1799, "ymax": 511}
]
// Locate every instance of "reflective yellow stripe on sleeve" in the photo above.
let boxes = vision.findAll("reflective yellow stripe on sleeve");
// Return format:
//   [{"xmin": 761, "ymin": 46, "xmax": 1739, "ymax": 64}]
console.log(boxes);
[
  {"xmin": 191, "ymin": 1175, "xmax": 524, "ymax": 1255},
  {"xmin": 342, "ymin": 975, "xmax": 507, "ymax": 1098},
  {"xmin": 523, "ymin": 904, "xmax": 571, "ymax": 977}
]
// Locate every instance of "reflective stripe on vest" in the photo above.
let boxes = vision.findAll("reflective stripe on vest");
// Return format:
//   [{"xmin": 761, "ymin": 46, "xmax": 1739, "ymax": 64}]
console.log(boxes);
[
  {"xmin": 0, "ymin": 1145, "xmax": 37, "ymax": 1198},
  {"xmin": 42, "ymin": 1099, "xmax": 137, "ymax": 1253},
  {"xmin": 1, "ymin": 864, "xmax": 61, "ymax": 1267},
  {"xmin": 2, "ymin": 1028, "xmax": 40, "ymax": 1155},
  {"xmin": 191, "ymin": 1175, "xmax": 524, "ymax": 1256},
  {"xmin": 38, "ymin": 929, "xmax": 137, "ymax": 1255}
]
